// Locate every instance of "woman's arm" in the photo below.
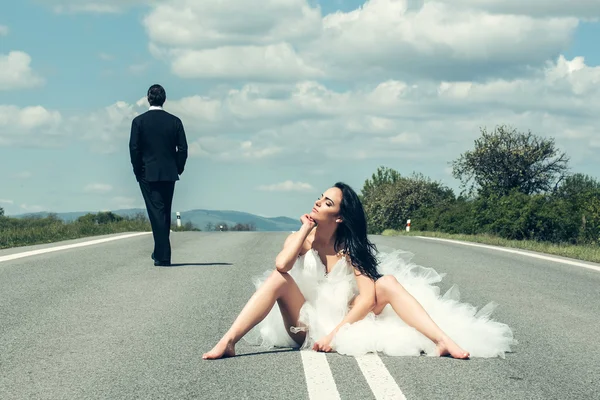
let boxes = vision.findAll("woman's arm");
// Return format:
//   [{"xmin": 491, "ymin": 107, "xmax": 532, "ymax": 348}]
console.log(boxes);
[
  {"xmin": 275, "ymin": 215, "xmax": 314, "ymax": 273},
  {"xmin": 333, "ymin": 271, "xmax": 376, "ymax": 334},
  {"xmin": 313, "ymin": 270, "xmax": 376, "ymax": 352}
]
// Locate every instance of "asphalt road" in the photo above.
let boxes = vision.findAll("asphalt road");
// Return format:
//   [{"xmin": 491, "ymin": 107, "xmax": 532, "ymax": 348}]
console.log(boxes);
[{"xmin": 1, "ymin": 232, "xmax": 598, "ymax": 400}]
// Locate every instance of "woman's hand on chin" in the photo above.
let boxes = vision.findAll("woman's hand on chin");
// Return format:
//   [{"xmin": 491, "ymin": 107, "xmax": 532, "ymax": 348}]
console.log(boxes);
[{"xmin": 300, "ymin": 214, "xmax": 316, "ymax": 229}]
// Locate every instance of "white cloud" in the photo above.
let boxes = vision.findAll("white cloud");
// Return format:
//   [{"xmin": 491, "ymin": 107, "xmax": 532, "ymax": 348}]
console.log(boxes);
[
  {"xmin": 7, "ymin": 2, "xmax": 599, "ymax": 180},
  {"xmin": 0, "ymin": 199, "xmax": 14, "ymax": 205},
  {"xmin": 435, "ymin": 55, "xmax": 600, "ymax": 116},
  {"xmin": 8, "ymin": 106, "xmax": 61, "ymax": 129},
  {"xmin": 143, "ymin": 0, "xmax": 321, "ymax": 49},
  {"xmin": 166, "ymin": 95, "xmax": 221, "ymax": 124},
  {"xmin": 128, "ymin": 62, "xmax": 149, "ymax": 74},
  {"xmin": 20, "ymin": 204, "xmax": 45, "ymax": 213},
  {"xmin": 0, "ymin": 51, "xmax": 45, "ymax": 90},
  {"xmin": 167, "ymin": 43, "xmax": 324, "ymax": 81},
  {"xmin": 143, "ymin": 0, "xmax": 579, "ymax": 82},
  {"xmin": 6, "ymin": 1, "xmax": 600, "ymax": 218},
  {"xmin": 388, "ymin": 132, "xmax": 423, "ymax": 145},
  {"xmin": 43, "ymin": 0, "xmax": 153, "ymax": 13},
  {"xmin": 431, "ymin": 0, "xmax": 600, "ymax": 19},
  {"xmin": 66, "ymin": 100, "xmax": 141, "ymax": 153},
  {"xmin": 308, "ymin": 0, "xmax": 578, "ymax": 81},
  {"xmin": 15, "ymin": 171, "xmax": 32, "ymax": 179},
  {"xmin": 41, "ymin": 0, "xmax": 600, "ymax": 20},
  {"xmin": 44, "ymin": 53, "xmax": 598, "ymax": 166},
  {"xmin": 0, "ymin": 105, "xmax": 63, "ymax": 146},
  {"xmin": 0, "ymin": 100, "xmax": 143, "ymax": 151},
  {"xmin": 0, "ymin": 25, "xmax": 8, "ymax": 36},
  {"xmin": 188, "ymin": 137, "xmax": 283, "ymax": 161},
  {"xmin": 240, "ymin": 141, "xmax": 283, "ymax": 159},
  {"xmin": 111, "ymin": 196, "xmax": 141, "ymax": 209},
  {"xmin": 84, "ymin": 183, "xmax": 113, "ymax": 194},
  {"xmin": 258, "ymin": 181, "xmax": 315, "ymax": 192},
  {"xmin": 98, "ymin": 52, "xmax": 114, "ymax": 61},
  {"xmin": 188, "ymin": 141, "xmax": 210, "ymax": 158}
]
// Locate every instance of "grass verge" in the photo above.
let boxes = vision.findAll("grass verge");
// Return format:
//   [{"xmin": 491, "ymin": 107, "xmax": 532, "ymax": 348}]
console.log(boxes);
[
  {"xmin": 0, "ymin": 219, "xmax": 151, "ymax": 250},
  {"xmin": 381, "ymin": 229, "xmax": 600, "ymax": 264},
  {"xmin": 0, "ymin": 212, "xmax": 199, "ymax": 250}
]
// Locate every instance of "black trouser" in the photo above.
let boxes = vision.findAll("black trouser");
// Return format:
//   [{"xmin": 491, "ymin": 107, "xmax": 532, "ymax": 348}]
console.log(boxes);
[{"xmin": 139, "ymin": 180, "xmax": 176, "ymax": 263}]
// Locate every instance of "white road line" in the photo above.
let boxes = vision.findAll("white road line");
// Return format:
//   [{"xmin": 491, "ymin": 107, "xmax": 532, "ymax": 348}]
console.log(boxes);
[
  {"xmin": 301, "ymin": 350, "xmax": 341, "ymax": 400},
  {"xmin": 355, "ymin": 353, "xmax": 406, "ymax": 400},
  {"xmin": 0, "ymin": 232, "xmax": 151, "ymax": 263},
  {"xmin": 416, "ymin": 236, "xmax": 600, "ymax": 273}
]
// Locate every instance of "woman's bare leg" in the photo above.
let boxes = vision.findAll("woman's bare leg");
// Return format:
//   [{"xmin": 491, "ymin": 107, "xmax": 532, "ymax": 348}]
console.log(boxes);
[
  {"xmin": 373, "ymin": 275, "xmax": 469, "ymax": 359},
  {"xmin": 202, "ymin": 270, "xmax": 306, "ymax": 360}
]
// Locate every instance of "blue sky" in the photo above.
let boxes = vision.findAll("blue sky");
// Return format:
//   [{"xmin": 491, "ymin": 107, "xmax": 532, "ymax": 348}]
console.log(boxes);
[{"xmin": 1, "ymin": 0, "xmax": 600, "ymax": 219}]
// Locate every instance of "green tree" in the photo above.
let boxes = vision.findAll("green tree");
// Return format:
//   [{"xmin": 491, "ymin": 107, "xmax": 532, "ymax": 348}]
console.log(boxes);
[
  {"xmin": 553, "ymin": 173, "xmax": 600, "ymax": 244},
  {"xmin": 174, "ymin": 220, "xmax": 200, "ymax": 231},
  {"xmin": 362, "ymin": 170, "xmax": 455, "ymax": 234},
  {"xmin": 77, "ymin": 211, "xmax": 124, "ymax": 225},
  {"xmin": 414, "ymin": 196, "xmax": 478, "ymax": 235},
  {"xmin": 0, "ymin": 207, "xmax": 4, "ymax": 217},
  {"xmin": 471, "ymin": 190, "xmax": 553, "ymax": 241},
  {"xmin": 361, "ymin": 166, "xmax": 402, "ymax": 201},
  {"xmin": 555, "ymin": 173, "xmax": 600, "ymax": 199},
  {"xmin": 232, "ymin": 222, "xmax": 257, "ymax": 231},
  {"xmin": 451, "ymin": 125, "xmax": 570, "ymax": 197}
]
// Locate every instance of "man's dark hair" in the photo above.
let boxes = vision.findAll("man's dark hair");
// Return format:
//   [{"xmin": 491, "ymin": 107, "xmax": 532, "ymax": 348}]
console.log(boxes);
[{"xmin": 147, "ymin": 84, "xmax": 166, "ymax": 106}]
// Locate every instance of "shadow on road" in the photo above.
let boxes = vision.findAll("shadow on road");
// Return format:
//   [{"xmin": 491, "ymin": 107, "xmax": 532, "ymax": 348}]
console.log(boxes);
[
  {"xmin": 165, "ymin": 262, "xmax": 234, "ymax": 267},
  {"xmin": 229, "ymin": 348, "xmax": 298, "ymax": 358}
]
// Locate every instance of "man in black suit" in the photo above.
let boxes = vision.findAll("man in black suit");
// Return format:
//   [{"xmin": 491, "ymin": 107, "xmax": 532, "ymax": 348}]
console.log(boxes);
[{"xmin": 129, "ymin": 84, "xmax": 188, "ymax": 266}]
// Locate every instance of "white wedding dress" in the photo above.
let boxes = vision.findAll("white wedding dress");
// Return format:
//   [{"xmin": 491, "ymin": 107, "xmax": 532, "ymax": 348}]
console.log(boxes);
[{"xmin": 243, "ymin": 248, "xmax": 516, "ymax": 358}]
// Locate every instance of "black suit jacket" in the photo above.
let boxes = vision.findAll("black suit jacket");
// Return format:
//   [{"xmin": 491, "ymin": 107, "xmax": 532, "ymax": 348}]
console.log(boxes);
[{"xmin": 129, "ymin": 109, "xmax": 188, "ymax": 182}]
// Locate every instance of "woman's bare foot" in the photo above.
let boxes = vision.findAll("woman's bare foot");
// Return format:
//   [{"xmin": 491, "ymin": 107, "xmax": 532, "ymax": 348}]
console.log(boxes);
[
  {"xmin": 202, "ymin": 339, "xmax": 236, "ymax": 360},
  {"xmin": 435, "ymin": 336, "xmax": 470, "ymax": 359}
]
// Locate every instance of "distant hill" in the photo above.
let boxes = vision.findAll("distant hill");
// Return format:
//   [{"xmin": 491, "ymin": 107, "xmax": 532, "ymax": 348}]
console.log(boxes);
[
  {"xmin": 178, "ymin": 209, "xmax": 300, "ymax": 231},
  {"xmin": 11, "ymin": 208, "xmax": 300, "ymax": 232}
]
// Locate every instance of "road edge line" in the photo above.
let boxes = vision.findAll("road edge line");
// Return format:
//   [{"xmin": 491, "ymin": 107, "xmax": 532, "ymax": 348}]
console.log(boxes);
[
  {"xmin": 415, "ymin": 236, "xmax": 600, "ymax": 273},
  {"xmin": 0, "ymin": 232, "xmax": 152, "ymax": 263}
]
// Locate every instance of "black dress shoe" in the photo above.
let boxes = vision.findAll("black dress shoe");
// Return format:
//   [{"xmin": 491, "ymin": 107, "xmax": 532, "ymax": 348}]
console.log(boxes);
[{"xmin": 154, "ymin": 261, "xmax": 171, "ymax": 267}]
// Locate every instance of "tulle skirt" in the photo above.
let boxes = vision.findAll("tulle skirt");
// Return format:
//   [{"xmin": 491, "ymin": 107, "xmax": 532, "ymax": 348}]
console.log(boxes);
[{"xmin": 243, "ymin": 249, "xmax": 516, "ymax": 358}]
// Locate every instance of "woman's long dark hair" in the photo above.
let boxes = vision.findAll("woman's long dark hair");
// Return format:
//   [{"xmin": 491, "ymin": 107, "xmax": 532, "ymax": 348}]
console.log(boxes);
[{"xmin": 333, "ymin": 182, "xmax": 382, "ymax": 281}]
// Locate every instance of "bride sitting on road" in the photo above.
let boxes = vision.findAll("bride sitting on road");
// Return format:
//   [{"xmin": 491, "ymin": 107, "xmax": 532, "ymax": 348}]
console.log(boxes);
[{"xmin": 203, "ymin": 182, "xmax": 515, "ymax": 360}]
